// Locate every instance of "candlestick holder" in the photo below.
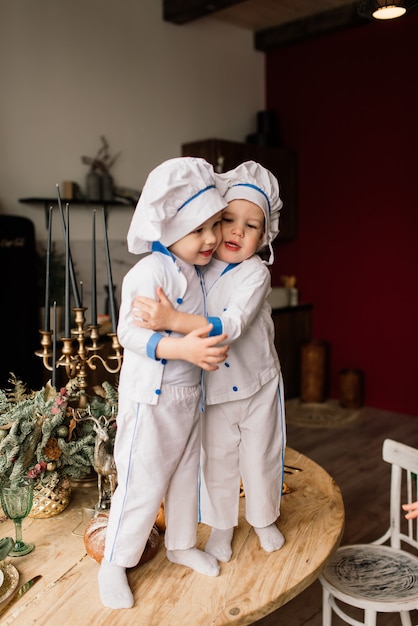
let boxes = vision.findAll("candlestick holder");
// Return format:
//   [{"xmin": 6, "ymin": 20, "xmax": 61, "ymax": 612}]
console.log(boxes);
[{"xmin": 36, "ymin": 306, "xmax": 122, "ymax": 402}]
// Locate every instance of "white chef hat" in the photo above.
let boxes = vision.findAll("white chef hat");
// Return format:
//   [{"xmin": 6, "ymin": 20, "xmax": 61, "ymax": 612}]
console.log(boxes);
[
  {"xmin": 215, "ymin": 160, "xmax": 283, "ymax": 265},
  {"xmin": 127, "ymin": 157, "xmax": 227, "ymax": 254}
]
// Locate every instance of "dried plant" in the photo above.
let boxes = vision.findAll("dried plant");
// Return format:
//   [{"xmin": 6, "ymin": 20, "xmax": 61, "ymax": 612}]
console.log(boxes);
[
  {"xmin": 81, "ymin": 135, "xmax": 121, "ymax": 175},
  {"xmin": 0, "ymin": 377, "xmax": 118, "ymax": 487}
]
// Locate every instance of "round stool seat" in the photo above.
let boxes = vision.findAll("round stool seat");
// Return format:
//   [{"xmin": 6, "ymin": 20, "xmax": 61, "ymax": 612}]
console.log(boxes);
[{"xmin": 320, "ymin": 544, "xmax": 418, "ymax": 611}]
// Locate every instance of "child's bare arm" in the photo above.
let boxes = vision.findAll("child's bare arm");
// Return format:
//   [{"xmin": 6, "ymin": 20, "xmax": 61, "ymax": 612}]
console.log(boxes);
[
  {"xmin": 133, "ymin": 286, "xmax": 205, "ymax": 334},
  {"xmin": 155, "ymin": 324, "xmax": 228, "ymax": 371}
]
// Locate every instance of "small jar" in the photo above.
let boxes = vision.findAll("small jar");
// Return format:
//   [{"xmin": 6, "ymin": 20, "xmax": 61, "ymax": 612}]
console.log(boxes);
[{"xmin": 288, "ymin": 287, "xmax": 298, "ymax": 306}]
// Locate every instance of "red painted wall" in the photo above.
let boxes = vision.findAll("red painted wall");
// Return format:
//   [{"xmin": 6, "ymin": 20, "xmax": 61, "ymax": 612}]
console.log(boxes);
[{"xmin": 266, "ymin": 12, "xmax": 418, "ymax": 416}]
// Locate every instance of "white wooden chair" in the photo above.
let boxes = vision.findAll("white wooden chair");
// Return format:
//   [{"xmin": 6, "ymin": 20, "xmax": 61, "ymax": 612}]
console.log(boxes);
[{"xmin": 319, "ymin": 438, "xmax": 418, "ymax": 626}]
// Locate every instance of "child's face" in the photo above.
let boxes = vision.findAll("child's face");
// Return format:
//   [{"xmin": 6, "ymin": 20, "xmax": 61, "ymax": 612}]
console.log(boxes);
[
  {"xmin": 168, "ymin": 210, "xmax": 223, "ymax": 266},
  {"xmin": 214, "ymin": 199, "xmax": 264, "ymax": 264}
]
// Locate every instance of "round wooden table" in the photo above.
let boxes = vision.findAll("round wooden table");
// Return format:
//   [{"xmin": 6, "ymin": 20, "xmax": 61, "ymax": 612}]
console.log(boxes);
[{"xmin": 0, "ymin": 448, "xmax": 344, "ymax": 625}]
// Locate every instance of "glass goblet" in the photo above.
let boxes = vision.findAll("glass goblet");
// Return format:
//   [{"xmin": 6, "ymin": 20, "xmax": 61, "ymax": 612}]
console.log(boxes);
[{"xmin": 0, "ymin": 478, "xmax": 35, "ymax": 556}]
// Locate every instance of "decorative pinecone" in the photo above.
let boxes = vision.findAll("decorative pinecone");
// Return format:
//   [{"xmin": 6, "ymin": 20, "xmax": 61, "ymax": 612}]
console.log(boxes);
[{"xmin": 43, "ymin": 437, "xmax": 62, "ymax": 460}]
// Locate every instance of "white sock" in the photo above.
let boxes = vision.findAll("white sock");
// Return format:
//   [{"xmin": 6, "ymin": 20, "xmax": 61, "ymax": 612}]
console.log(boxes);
[
  {"xmin": 205, "ymin": 527, "xmax": 234, "ymax": 563},
  {"xmin": 254, "ymin": 523, "xmax": 285, "ymax": 553},
  {"xmin": 166, "ymin": 547, "xmax": 220, "ymax": 576},
  {"xmin": 98, "ymin": 559, "xmax": 134, "ymax": 609}
]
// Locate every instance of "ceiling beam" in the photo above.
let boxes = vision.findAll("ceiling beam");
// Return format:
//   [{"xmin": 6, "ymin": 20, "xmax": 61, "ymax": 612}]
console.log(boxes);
[
  {"xmin": 254, "ymin": 3, "xmax": 365, "ymax": 51},
  {"xmin": 163, "ymin": 0, "xmax": 246, "ymax": 25},
  {"xmin": 163, "ymin": 1, "xmax": 368, "ymax": 49}
]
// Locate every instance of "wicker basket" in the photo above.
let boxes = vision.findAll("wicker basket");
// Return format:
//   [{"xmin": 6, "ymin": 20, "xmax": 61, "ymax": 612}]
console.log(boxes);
[{"xmin": 29, "ymin": 477, "xmax": 72, "ymax": 519}]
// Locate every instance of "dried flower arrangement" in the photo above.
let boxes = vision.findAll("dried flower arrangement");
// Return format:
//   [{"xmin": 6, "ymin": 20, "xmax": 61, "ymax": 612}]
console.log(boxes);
[
  {"xmin": 81, "ymin": 135, "xmax": 121, "ymax": 201},
  {"xmin": 81, "ymin": 135, "xmax": 120, "ymax": 177},
  {"xmin": 0, "ymin": 375, "xmax": 118, "ymax": 493}
]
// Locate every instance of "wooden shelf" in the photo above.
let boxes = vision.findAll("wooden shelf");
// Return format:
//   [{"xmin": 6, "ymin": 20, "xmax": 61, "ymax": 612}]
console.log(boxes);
[{"xmin": 19, "ymin": 197, "xmax": 135, "ymax": 227}]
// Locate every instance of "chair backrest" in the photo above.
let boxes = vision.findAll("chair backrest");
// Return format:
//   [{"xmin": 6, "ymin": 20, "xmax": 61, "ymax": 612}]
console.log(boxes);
[{"xmin": 378, "ymin": 438, "xmax": 418, "ymax": 551}]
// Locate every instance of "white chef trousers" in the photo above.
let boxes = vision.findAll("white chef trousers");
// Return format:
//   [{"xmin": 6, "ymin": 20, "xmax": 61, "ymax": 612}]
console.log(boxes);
[
  {"xmin": 200, "ymin": 375, "xmax": 286, "ymax": 530},
  {"xmin": 104, "ymin": 384, "xmax": 201, "ymax": 568}
]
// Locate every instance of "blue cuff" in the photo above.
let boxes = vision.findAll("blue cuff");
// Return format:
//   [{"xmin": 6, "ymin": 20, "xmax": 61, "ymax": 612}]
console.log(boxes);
[
  {"xmin": 146, "ymin": 333, "xmax": 164, "ymax": 360},
  {"xmin": 207, "ymin": 317, "xmax": 223, "ymax": 337}
]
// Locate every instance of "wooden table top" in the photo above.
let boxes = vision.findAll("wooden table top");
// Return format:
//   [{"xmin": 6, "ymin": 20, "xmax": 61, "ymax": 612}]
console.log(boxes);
[{"xmin": 0, "ymin": 447, "xmax": 344, "ymax": 625}]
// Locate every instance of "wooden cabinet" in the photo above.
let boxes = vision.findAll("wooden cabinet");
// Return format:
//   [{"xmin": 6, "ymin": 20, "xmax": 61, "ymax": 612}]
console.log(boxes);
[
  {"xmin": 182, "ymin": 138, "xmax": 297, "ymax": 242},
  {"xmin": 272, "ymin": 304, "xmax": 312, "ymax": 399}
]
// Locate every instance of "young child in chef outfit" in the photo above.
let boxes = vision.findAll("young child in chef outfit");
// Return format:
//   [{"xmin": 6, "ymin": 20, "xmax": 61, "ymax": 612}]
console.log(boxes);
[
  {"xmin": 98, "ymin": 157, "xmax": 229, "ymax": 610},
  {"xmin": 133, "ymin": 161, "xmax": 286, "ymax": 563}
]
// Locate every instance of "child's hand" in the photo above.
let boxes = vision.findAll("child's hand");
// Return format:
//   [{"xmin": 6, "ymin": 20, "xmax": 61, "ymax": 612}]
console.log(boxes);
[
  {"xmin": 156, "ymin": 324, "xmax": 228, "ymax": 371},
  {"xmin": 133, "ymin": 287, "xmax": 174, "ymax": 331},
  {"xmin": 402, "ymin": 501, "xmax": 418, "ymax": 520},
  {"xmin": 181, "ymin": 326, "xmax": 229, "ymax": 371}
]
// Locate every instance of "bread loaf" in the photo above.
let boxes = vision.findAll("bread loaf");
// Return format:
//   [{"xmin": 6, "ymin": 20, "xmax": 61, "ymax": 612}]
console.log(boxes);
[{"xmin": 84, "ymin": 511, "xmax": 161, "ymax": 565}]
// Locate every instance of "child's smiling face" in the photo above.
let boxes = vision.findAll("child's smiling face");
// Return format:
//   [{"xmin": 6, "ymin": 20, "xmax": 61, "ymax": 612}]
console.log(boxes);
[
  {"xmin": 168, "ymin": 210, "xmax": 223, "ymax": 266},
  {"xmin": 214, "ymin": 199, "xmax": 265, "ymax": 264}
]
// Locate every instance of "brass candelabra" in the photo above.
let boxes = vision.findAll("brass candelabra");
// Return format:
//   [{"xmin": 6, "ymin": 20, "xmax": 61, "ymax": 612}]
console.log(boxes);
[{"xmin": 36, "ymin": 307, "xmax": 122, "ymax": 405}]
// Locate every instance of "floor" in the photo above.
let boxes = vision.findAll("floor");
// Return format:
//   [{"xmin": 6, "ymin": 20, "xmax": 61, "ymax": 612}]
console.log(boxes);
[{"xmin": 251, "ymin": 405, "xmax": 418, "ymax": 626}]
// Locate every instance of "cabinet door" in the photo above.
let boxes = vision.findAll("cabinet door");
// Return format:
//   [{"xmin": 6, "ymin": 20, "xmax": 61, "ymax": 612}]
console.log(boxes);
[
  {"xmin": 182, "ymin": 138, "xmax": 297, "ymax": 242},
  {"xmin": 272, "ymin": 305, "xmax": 312, "ymax": 399}
]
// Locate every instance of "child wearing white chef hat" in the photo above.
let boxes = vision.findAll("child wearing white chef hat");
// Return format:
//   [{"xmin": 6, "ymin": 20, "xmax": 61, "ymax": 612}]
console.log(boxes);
[
  {"xmin": 133, "ymin": 161, "xmax": 286, "ymax": 562},
  {"xmin": 98, "ymin": 157, "xmax": 229, "ymax": 610}
]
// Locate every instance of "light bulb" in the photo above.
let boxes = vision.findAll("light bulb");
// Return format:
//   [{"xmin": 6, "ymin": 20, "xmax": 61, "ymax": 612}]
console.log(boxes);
[{"xmin": 372, "ymin": 5, "xmax": 407, "ymax": 19}]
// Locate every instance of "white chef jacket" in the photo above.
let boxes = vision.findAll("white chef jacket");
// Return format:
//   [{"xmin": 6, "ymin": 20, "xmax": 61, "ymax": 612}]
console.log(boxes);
[
  {"xmin": 204, "ymin": 255, "xmax": 281, "ymax": 404},
  {"xmin": 117, "ymin": 242, "xmax": 204, "ymax": 404}
]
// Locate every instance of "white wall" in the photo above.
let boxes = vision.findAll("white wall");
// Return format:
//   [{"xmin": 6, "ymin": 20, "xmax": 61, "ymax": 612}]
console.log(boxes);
[{"xmin": 0, "ymin": 0, "xmax": 264, "ymax": 313}]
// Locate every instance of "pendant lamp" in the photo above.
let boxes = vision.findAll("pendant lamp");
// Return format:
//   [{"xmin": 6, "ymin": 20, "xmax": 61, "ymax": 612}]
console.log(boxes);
[{"xmin": 358, "ymin": 0, "xmax": 417, "ymax": 19}]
